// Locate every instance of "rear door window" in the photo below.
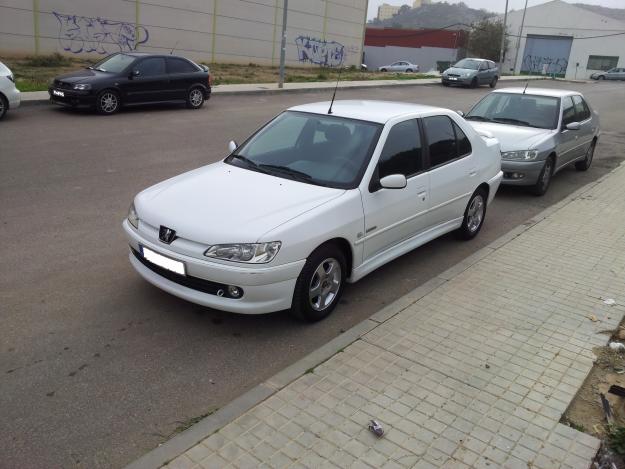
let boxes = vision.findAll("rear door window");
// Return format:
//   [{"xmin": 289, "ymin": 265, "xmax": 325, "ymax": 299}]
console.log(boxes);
[
  {"xmin": 167, "ymin": 58, "xmax": 199, "ymax": 74},
  {"xmin": 423, "ymin": 116, "xmax": 458, "ymax": 167}
]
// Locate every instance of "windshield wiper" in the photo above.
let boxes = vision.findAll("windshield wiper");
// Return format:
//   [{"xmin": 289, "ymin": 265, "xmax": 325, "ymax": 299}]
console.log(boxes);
[
  {"xmin": 465, "ymin": 115, "xmax": 492, "ymax": 122},
  {"xmin": 230, "ymin": 154, "xmax": 270, "ymax": 173},
  {"xmin": 259, "ymin": 164, "xmax": 312, "ymax": 182},
  {"xmin": 493, "ymin": 117, "xmax": 531, "ymax": 127}
]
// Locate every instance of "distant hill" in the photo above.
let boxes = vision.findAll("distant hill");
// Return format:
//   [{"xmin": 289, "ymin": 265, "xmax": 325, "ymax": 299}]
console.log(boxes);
[
  {"xmin": 369, "ymin": 2, "xmax": 495, "ymax": 30},
  {"xmin": 573, "ymin": 3, "xmax": 625, "ymax": 23}
]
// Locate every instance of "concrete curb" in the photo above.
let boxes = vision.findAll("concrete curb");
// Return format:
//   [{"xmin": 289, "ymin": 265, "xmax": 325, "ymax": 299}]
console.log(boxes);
[
  {"xmin": 123, "ymin": 153, "xmax": 623, "ymax": 469},
  {"xmin": 19, "ymin": 76, "xmax": 554, "ymax": 107}
]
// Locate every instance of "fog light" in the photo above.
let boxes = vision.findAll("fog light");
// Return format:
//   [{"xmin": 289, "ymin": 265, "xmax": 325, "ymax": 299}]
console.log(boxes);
[
  {"xmin": 228, "ymin": 285, "xmax": 242, "ymax": 298},
  {"xmin": 505, "ymin": 172, "xmax": 525, "ymax": 180}
]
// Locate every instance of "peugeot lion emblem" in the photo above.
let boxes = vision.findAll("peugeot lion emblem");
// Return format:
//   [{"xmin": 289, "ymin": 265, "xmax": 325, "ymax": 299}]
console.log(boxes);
[{"xmin": 159, "ymin": 226, "xmax": 177, "ymax": 244}]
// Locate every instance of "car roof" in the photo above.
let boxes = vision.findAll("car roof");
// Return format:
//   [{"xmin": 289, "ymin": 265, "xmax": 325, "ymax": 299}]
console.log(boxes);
[
  {"xmin": 491, "ymin": 87, "xmax": 580, "ymax": 98},
  {"xmin": 288, "ymin": 100, "xmax": 448, "ymax": 124}
]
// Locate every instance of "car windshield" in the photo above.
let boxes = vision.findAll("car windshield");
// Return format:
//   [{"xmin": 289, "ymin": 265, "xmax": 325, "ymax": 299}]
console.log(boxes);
[
  {"xmin": 465, "ymin": 93, "xmax": 560, "ymax": 129},
  {"xmin": 225, "ymin": 111, "xmax": 382, "ymax": 189},
  {"xmin": 91, "ymin": 53, "xmax": 136, "ymax": 73},
  {"xmin": 454, "ymin": 59, "xmax": 481, "ymax": 70}
]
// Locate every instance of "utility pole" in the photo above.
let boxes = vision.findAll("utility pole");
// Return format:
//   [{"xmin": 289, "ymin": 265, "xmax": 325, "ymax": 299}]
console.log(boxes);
[
  {"xmin": 498, "ymin": 0, "xmax": 509, "ymax": 73},
  {"xmin": 512, "ymin": 0, "xmax": 529, "ymax": 75},
  {"xmin": 278, "ymin": 0, "xmax": 288, "ymax": 88}
]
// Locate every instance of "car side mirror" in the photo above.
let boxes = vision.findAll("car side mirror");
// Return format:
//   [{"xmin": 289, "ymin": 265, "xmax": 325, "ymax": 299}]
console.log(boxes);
[
  {"xmin": 130, "ymin": 69, "xmax": 140, "ymax": 78},
  {"xmin": 228, "ymin": 140, "xmax": 238, "ymax": 153},
  {"xmin": 456, "ymin": 110, "xmax": 465, "ymax": 117},
  {"xmin": 379, "ymin": 174, "xmax": 407, "ymax": 189},
  {"xmin": 565, "ymin": 122, "xmax": 581, "ymax": 131}
]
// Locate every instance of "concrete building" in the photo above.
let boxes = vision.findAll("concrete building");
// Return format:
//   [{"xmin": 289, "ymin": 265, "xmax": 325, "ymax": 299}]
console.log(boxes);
[
  {"xmin": 503, "ymin": 0, "xmax": 625, "ymax": 79},
  {"xmin": 364, "ymin": 27, "xmax": 467, "ymax": 72},
  {"xmin": 0, "ymin": 0, "xmax": 367, "ymax": 68},
  {"xmin": 413, "ymin": 0, "xmax": 432, "ymax": 8},
  {"xmin": 377, "ymin": 3, "xmax": 401, "ymax": 21}
]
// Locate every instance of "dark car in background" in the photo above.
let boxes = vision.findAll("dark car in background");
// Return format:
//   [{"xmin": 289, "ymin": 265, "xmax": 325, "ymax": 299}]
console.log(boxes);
[
  {"xmin": 442, "ymin": 58, "xmax": 499, "ymax": 88},
  {"xmin": 48, "ymin": 52, "xmax": 211, "ymax": 114}
]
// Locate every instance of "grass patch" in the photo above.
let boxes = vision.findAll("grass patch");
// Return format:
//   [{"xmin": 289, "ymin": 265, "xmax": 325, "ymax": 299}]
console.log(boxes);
[
  {"xmin": 24, "ymin": 52, "xmax": 72, "ymax": 68},
  {"xmin": 4, "ymin": 54, "xmax": 92, "ymax": 92}
]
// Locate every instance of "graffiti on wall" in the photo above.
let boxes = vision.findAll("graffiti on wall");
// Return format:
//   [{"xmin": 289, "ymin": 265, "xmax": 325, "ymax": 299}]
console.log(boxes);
[
  {"xmin": 521, "ymin": 55, "xmax": 569, "ymax": 76},
  {"xmin": 53, "ymin": 12, "xmax": 149, "ymax": 54},
  {"xmin": 295, "ymin": 36, "xmax": 345, "ymax": 67}
]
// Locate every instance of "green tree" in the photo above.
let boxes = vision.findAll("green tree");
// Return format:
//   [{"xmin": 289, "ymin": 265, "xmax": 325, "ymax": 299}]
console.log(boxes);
[{"xmin": 467, "ymin": 19, "xmax": 508, "ymax": 62}]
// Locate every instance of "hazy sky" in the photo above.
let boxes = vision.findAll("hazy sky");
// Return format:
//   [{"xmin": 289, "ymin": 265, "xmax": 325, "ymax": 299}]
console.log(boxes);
[{"xmin": 367, "ymin": 0, "xmax": 624, "ymax": 20}]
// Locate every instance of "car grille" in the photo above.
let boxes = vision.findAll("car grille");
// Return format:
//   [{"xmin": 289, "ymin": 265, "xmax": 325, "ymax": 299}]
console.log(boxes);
[
  {"xmin": 53, "ymin": 80, "xmax": 73, "ymax": 90},
  {"xmin": 131, "ymin": 247, "xmax": 241, "ymax": 298},
  {"xmin": 447, "ymin": 74, "xmax": 460, "ymax": 77}
]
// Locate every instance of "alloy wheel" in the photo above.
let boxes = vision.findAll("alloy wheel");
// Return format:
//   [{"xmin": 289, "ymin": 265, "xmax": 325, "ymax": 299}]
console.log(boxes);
[
  {"xmin": 100, "ymin": 92, "xmax": 118, "ymax": 113},
  {"xmin": 541, "ymin": 159, "xmax": 553, "ymax": 189},
  {"xmin": 189, "ymin": 89, "xmax": 203, "ymax": 107},
  {"xmin": 309, "ymin": 258, "xmax": 342, "ymax": 312},
  {"xmin": 466, "ymin": 194, "xmax": 485, "ymax": 233}
]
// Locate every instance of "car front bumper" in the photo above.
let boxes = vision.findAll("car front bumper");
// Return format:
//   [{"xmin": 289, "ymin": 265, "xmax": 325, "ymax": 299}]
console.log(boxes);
[
  {"xmin": 123, "ymin": 220, "xmax": 305, "ymax": 314},
  {"xmin": 501, "ymin": 159, "xmax": 545, "ymax": 186},
  {"xmin": 442, "ymin": 76, "xmax": 473, "ymax": 85},
  {"xmin": 6, "ymin": 85, "xmax": 20, "ymax": 109},
  {"xmin": 48, "ymin": 87, "xmax": 96, "ymax": 107}
]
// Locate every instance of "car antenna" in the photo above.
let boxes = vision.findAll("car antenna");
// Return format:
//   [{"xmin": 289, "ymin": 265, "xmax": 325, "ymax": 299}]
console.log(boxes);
[
  {"xmin": 328, "ymin": 66, "xmax": 344, "ymax": 115},
  {"xmin": 170, "ymin": 41, "xmax": 179, "ymax": 55},
  {"xmin": 522, "ymin": 81, "xmax": 529, "ymax": 94}
]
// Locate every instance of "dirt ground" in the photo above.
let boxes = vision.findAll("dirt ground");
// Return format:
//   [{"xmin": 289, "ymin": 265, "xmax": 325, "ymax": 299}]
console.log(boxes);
[{"xmin": 563, "ymin": 323, "xmax": 625, "ymax": 468}]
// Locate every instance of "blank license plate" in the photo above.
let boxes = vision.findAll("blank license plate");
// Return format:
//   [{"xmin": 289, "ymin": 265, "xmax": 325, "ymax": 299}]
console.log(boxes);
[
  {"xmin": 449, "ymin": 77, "xmax": 457, "ymax": 81},
  {"xmin": 141, "ymin": 246, "xmax": 186, "ymax": 275},
  {"xmin": 53, "ymin": 90, "xmax": 65, "ymax": 97}
]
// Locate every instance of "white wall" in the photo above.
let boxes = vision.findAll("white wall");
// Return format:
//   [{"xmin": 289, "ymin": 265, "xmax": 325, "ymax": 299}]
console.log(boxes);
[
  {"xmin": 0, "ymin": 0, "xmax": 367, "ymax": 67},
  {"xmin": 504, "ymin": 0, "xmax": 625, "ymax": 79},
  {"xmin": 364, "ymin": 45, "xmax": 457, "ymax": 72}
]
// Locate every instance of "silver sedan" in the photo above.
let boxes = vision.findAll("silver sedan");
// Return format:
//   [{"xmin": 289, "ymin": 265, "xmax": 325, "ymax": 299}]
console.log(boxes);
[
  {"xmin": 378, "ymin": 61, "xmax": 419, "ymax": 73},
  {"xmin": 463, "ymin": 88, "xmax": 600, "ymax": 196}
]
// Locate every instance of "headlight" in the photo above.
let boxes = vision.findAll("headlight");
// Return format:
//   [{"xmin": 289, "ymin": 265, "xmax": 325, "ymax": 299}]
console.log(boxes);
[
  {"xmin": 205, "ymin": 242, "xmax": 281, "ymax": 264},
  {"xmin": 127, "ymin": 202, "xmax": 139, "ymax": 229},
  {"xmin": 73, "ymin": 83, "xmax": 91, "ymax": 90},
  {"xmin": 501, "ymin": 150, "xmax": 539, "ymax": 161}
]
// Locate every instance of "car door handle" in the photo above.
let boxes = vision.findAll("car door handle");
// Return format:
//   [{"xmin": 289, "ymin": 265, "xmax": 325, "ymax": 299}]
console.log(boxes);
[
  {"xmin": 469, "ymin": 168, "xmax": 478, "ymax": 177},
  {"xmin": 417, "ymin": 190, "xmax": 427, "ymax": 201}
]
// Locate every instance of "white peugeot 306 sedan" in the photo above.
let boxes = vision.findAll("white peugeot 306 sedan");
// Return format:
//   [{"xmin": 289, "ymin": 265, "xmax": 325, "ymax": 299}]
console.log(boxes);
[{"xmin": 123, "ymin": 100, "xmax": 503, "ymax": 321}]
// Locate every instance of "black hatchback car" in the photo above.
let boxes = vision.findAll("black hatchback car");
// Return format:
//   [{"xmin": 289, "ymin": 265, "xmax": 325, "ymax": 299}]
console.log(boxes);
[{"xmin": 49, "ymin": 52, "xmax": 211, "ymax": 114}]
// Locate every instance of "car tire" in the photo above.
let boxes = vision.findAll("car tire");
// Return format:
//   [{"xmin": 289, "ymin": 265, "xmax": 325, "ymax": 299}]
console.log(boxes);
[
  {"xmin": 456, "ymin": 188, "xmax": 488, "ymax": 240},
  {"xmin": 598, "ymin": 75, "xmax": 605, "ymax": 80},
  {"xmin": 406, "ymin": 68, "xmax": 413, "ymax": 73},
  {"xmin": 96, "ymin": 90, "xmax": 120, "ymax": 115},
  {"xmin": 575, "ymin": 141, "xmax": 596, "ymax": 171},
  {"xmin": 442, "ymin": 81, "xmax": 449, "ymax": 87},
  {"xmin": 291, "ymin": 243, "xmax": 346, "ymax": 322},
  {"xmin": 531, "ymin": 156, "xmax": 554, "ymax": 196},
  {"xmin": 490, "ymin": 76, "xmax": 498, "ymax": 88},
  {"xmin": 470, "ymin": 77, "xmax": 478, "ymax": 88},
  {"xmin": 380, "ymin": 68, "xmax": 387, "ymax": 72},
  {"xmin": 0, "ymin": 94, "xmax": 7, "ymax": 120},
  {"xmin": 186, "ymin": 86, "xmax": 205, "ymax": 109}
]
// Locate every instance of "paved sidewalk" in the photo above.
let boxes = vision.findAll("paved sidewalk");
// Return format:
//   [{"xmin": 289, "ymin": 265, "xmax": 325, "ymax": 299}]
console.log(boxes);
[
  {"xmin": 20, "ymin": 75, "xmax": 547, "ymax": 104},
  {"xmin": 145, "ymin": 162, "xmax": 625, "ymax": 469}
]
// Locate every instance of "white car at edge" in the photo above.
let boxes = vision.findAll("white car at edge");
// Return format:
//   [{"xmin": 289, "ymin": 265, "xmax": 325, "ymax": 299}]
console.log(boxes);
[
  {"xmin": 0, "ymin": 61, "xmax": 21, "ymax": 120},
  {"xmin": 123, "ymin": 100, "xmax": 503, "ymax": 321}
]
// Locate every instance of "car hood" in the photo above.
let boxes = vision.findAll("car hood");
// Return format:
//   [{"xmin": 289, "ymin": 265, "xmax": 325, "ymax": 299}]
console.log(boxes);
[
  {"xmin": 55, "ymin": 69, "xmax": 107, "ymax": 83},
  {"xmin": 135, "ymin": 162, "xmax": 345, "ymax": 244},
  {"xmin": 467, "ymin": 122, "xmax": 553, "ymax": 151},
  {"xmin": 444, "ymin": 67, "xmax": 476, "ymax": 75}
]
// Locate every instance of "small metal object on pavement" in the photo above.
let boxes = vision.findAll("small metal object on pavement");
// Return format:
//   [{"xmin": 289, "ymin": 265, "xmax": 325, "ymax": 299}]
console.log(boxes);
[{"xmin": 368, "ymin": 419, "xmax": 384, "ymax": 437}]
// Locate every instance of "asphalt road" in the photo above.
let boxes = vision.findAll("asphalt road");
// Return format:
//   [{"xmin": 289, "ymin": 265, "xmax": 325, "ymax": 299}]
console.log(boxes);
[{"xmin": 2, "ymin": 80, "xmax": 624, "ymax": 469}]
